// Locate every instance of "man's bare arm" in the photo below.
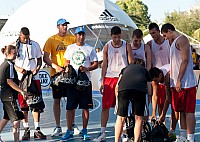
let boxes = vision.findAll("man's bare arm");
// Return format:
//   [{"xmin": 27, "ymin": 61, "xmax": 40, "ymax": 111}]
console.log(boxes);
[
  {"xmin": 43, "ymin": 51, "xmax": 63, "ymax": 73},
  {"xmin": 176, "ymin": 36, "xmax": 190, "ymax": 91},
  {"xmin": 145, "ymin": 44, "xmax": 152, "ymax": 70},
  {"xmin": 126, "ymin": 43, "xmax": 134, "ymax": 64}
]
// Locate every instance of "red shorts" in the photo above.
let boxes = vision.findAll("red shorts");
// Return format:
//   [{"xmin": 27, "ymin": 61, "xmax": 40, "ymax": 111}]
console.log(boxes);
[
  {"xmin": 171, "ymin": 87, "xmax": 196, "ymax": 113},
  {"xmin": 18, "ymin": 80, "xmax": 42, "ymax": 110},
  {"xmin": 102, "ymin": 77, "xmax": 118, "ymax": 109},
  {"xmin": 157, "ymin": 84, "xmax": 166, "ymax": 105}
]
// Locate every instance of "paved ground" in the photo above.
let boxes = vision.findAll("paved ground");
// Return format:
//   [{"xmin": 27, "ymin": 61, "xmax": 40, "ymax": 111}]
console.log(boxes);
[{"xmin": 0, "ymin": 90, "xmax": 200, "ymax": 142}]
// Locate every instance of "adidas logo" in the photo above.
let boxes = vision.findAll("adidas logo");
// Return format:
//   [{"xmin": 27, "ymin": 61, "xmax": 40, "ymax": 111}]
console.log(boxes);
[{"xmin": 99, "ymin": 9, "xmax": 119, "ymax": 21}]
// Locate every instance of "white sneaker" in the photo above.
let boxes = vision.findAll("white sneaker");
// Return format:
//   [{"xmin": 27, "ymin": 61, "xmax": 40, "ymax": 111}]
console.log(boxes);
[
  {"xmin": 93, "ymin": 132, "xmax": 106, "ymax": 142},
  {"xmin": 121, "ymin": 133, "xmax": 128, "ymax": 142},
  {"xmin": 176, "ymin": 135, "xmax": 187, "ymax": 142},
  {"xmin": 51, "ymin": 127, "xmax": 62, "ymax": 137},
  {"xmin": 72, "ymin": 124, "xmax": 81, "ymax": 135},
  {"xmin": 0, "ymin": 136, "xmax": 4, "ymax": 142}
]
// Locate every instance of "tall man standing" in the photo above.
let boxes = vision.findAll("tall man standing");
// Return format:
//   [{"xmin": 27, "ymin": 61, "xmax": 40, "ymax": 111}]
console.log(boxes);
[
  {"xmin": 93, "ymin": 26, "xmax": 134, "ymax": 142},
  {"xmin": 161, "ymin": 23, "xmax": 197, "ymax": 142},
  {"xmin": 60, "ymin": 26, "xmax": 98, "ymax": 141},
  {"xmin": 43, "ymin": 18, "xmax": 76, "ymax": 137},
  {"xmin": 147, "ymin": 23, "xmax": 170, "ymax": 123},
  {"xmin": 15, "ymin": 27, "xmax": 46, "ymax": 140}
]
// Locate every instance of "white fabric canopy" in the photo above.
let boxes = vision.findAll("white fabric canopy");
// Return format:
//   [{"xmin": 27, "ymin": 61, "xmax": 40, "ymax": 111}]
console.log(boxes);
[{"xmin": 0, "ymin": 0, "xmax": 137, "ymax": 63}]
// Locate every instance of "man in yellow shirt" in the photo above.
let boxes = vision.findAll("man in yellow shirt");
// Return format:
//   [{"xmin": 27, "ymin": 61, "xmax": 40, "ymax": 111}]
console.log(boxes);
[{"xmin": 43, "ymin": 18, "xmax": 77, "ymax": 137}]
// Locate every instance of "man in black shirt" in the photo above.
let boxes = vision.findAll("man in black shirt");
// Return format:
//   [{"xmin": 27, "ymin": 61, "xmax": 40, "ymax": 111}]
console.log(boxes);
[{"xmin": 115, "ymin": 58, "xmax": 151, "ymax": 142}]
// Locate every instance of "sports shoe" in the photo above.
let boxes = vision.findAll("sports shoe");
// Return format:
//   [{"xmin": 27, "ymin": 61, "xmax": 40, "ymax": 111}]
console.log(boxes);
[
  {"xmin": 60, "ymin": 130, "xmax": 73, "ymax": 141},
  {"xmin": 121, "ymin": 133, "xmax": 128, "ymax": 142},
  {"xmin": 81, "ymin": 128, "xmax": 91, "ymax": 140},
  {"xmin": 176, "ymin": 135, "xmax": 187, "ymax": 142},
  {"xmin": 127, "ymin": 137, "xmax": 134, "ymax": 142},
  {"xmin": 34, "ymin": 127, "xmax": 47, "ymax": 139},
  {"xmin": 51, "ymin": 126, "xmax": 62, "ymax": 137},
  {"xmin": 22, "ymin": 127, "xmax": 30, "ymax": 140},
  {"xmin": 93, "ymin": 132, "xmax": 106, "ymax": 142},
  {"xmin": 72, "ymin": 124, "xmax": 81, "ymax": 135},
  {"xmin": 168, "ymin": 131, "xmax": 176, "ymax": 141},
  {"xmin": 0, "ymin": 136, "xmax": 4, "ymax": 142}
]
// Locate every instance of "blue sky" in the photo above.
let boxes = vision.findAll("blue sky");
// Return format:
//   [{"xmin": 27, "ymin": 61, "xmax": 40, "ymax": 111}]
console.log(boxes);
[{"xmin": 0, "ymin": 0, "xmax": 198, "ymax": 22}]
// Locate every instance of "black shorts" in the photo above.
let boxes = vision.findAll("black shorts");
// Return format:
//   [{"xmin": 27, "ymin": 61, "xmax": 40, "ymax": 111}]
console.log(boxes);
[
  {"xmin": 66, "ymin": 83, "xmax": 93, "ymax": 110},
  {"xmin": 66, "ymin": 86, "xmax": 79, "ymax": 110},
  {"xmin": 117, "ymin": 89, "xmax": 146, "ymax": 117},
  {"xmin": 3, "ymin": 100, "xmax": 24, "ymax": 122},
  {"xmin": 52, "ymin": 85, "xmax": 68, "ymax": 99},
  {"xmin": 77, "ymin": 83, "xmax": 93, "ymax": 109}
]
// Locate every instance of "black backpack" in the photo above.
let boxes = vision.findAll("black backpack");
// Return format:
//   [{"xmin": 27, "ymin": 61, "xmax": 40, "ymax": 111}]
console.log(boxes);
[
  {"xmin": 50, "ymin": 64, "xmax": 77, "ymax": 87},
  {"xmin": 150, "ymin": 119, "xmax": 170, "ymax": 142},
  {"xmin": 20, "ymin": 71, "xmax": 45, "ymax": 110},
  {"xmin": 123, "ymin": 116, "xmax": 151, "ymax": 142},
  {"xmin": 124, "ymin": 115, "xmax": 135, "ymax": 139},
  {"xmin": 76, "ymin": 69, "xmax": 91, "ymax": 91},
  {"xmin": 141, "ymin": 120, "xmax": 151, "ymax": 142}
]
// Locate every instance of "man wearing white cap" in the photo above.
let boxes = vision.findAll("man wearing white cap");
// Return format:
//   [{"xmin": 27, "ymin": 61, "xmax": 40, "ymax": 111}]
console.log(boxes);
[
  {"xmin": 43, "ymin": 18, "xmax": 78, "ymax": 137},
  {"xmin": 60, "ymin": 26, "xmax": 98, "ymax": 141}
]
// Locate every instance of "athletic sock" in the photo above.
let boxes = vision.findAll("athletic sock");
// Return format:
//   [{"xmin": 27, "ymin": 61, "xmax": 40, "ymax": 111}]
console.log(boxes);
[
  {"xmin": 34, "ymin": 122, "xmax": 39, "ymax": 129},
  {"xmin": 180, "ymin": 129, "xmax": 187, "ymax": 138},
  {"xmin": 187, "ymin": 134, "xmax": 194, "ymax": 141},
  {"xmin": 23, "ymin": 122, "xmax": 29, "ymax": 128},
  {"xmin": 101, "ymin": 127, "xmax": 106, "ymax": 133}
]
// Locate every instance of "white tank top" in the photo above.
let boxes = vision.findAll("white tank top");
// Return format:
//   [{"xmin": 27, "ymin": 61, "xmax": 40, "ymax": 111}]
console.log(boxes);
[
  {"xmin": 170, "ymin": 35, "xmax": 197, "ymax": 88},
  {"xmin": 105, "ymin": 40, "xmax": 128, "ymax": 77},
  {"xmin": 160, "ymin": 64, "xmax": 170, "ymax": 76},
  {"xmin": 132, "ymin": 43, "xmax": 146, "ymax": 62},
  {"xmin": 151, "ymin": 39, "xmax": 170, "ymax": 68}
]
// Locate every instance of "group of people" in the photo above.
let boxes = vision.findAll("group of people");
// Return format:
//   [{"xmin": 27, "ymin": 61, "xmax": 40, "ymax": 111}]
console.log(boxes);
[{"xmin": 0, "ymin": 18, "xmax": 197, "ymax": 142}]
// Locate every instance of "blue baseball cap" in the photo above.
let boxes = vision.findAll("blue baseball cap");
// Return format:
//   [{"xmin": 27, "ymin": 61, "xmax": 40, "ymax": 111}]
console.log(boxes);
[
  {"xmin": 57, "ymin": 18, "xmax": 70, "ymax": 26},
  {"xmin": 75, "ymin": 27, "xmax": 86, "ymax": 34}
]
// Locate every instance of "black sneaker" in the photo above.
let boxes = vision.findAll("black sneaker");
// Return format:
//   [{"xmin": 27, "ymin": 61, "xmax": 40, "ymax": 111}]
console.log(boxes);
[
  {"xmin": 22, "ymin": 127, "xmax": 30, "ymax": 140},
  {"xmin": 34, "ymin": 127, "xmax": 47, "ymax": 139}
]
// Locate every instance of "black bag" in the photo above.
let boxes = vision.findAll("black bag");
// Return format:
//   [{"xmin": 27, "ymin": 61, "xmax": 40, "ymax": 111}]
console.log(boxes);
[
  {"xmin": 150, "ymin": 119, "xmax": 170, "ymax": 142},
  {"xmin": 123, "ymin": 116, "xmax": 151, "ymax": 142},
  {"xmin": 50, "ymin": 64, "xmax": 77, "ymax": 87},
  {"xmin": 20, "ymin": 71, "xmax": 45, "ymax": 110},
  {"xmin": 141, "ymin": 120, "xmax": 151, "ymax": 142},
  {"xmin": 76, "ymin": 69, "xmax": 91, "ymax": 91}
]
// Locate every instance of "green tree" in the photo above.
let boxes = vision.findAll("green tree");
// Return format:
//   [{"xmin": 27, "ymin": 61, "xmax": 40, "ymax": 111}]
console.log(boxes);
[
  {"xmin": 116, "ymin": 0, "xmax": 151, "ymax": 30},
  {"xmin": 164, "ymin": 10, "xmax": 200, "ymax": 42}
]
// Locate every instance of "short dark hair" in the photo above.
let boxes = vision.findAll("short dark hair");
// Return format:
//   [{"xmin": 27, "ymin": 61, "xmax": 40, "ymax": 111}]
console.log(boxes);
[
  {"xmin": 161, "ymin": 23, "xmax": 175, "ymax": 33},
  {"xmin": 149, "ymin": 67, "xmax": 162, "ymax": 79},
  {"xmin": 20, "ymin": 27, "xmax": 30, "ymax": 35},
  {"xmin": 111, "ymin": 26, "xmax": 121, "ymax": 35},
  {"xmin": 133, "ymin": 58, "xmax": 145, "ymax": 67},
  {"xmin": 148, "ymin": 23, "xmax": 159, "ymax": 31},
  {"xmin": 132, "ymin": 29, "xmax": 143, "ymax": 38}
]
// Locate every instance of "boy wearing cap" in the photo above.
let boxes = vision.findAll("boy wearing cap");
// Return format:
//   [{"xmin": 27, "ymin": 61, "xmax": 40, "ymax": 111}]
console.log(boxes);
[
  {"xmin": 43, "ymin": 18, "xmax": 77, "ymax": 137},
  {"xmin": 60, "ymin": 27, "xmax": 98, "ymax": 141}
]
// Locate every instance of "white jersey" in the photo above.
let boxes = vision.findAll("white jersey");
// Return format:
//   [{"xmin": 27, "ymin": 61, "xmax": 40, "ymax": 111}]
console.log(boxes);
[
  {"xmin": 160, "ymin": 64, "xmax": 170, "ymax": 76},
  {"xmin": 105, "ymin": 40, "xmax": 128, "ymax": 78},
  {"xmin": 132, "ymin": 43, "xmax": 146, "ymax": 62},
  {"xmin": 170, "ymin": 35, "xmax": 197, "ymax": 88},
  {"xmin": 151, "ymin": 39, "xmax": 170, "ymax": 68},
  {"xmin": 96, "ymin": 51, "xmax": 103, "ymax": 61},
  {"xmin": 64, "ymin": 43, "xmax": 98, "ymax": 80},
  {"xmin": 15, "ymin": 40, "xmax": 42, "ymax": 80}
]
